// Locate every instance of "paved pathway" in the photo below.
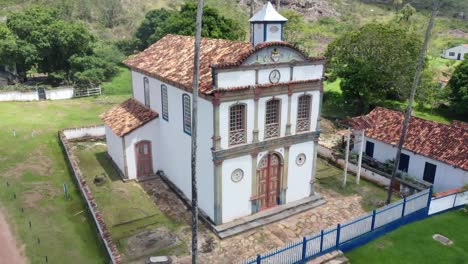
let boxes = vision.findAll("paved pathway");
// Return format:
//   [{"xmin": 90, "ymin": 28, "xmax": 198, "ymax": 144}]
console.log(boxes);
[
  {"xmin": 141, "ymin": 179, "xmax": 366, "ymax": 264},
  {"xmin": 0, "ymin": 208, "xmax": 26, "ymax": 264}
]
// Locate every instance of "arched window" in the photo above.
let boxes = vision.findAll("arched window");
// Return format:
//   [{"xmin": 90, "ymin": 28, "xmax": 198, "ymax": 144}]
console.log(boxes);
[
  {"xmin": 229, "ymin": 104, "xmax": 246, "ymax": 145},
  {"xmin": 161, "ymin": 85, "xmax": 169, "ymax": 121},
  {"xmin": 143, "ymin": 77, "xmax": 150, "ymax": 107},
  {"xmin": 182, "ymin": 94, "xmax": 191, "ymax": 135},
  {"xmin": 296, "ymin": 95, "xmax": 312, "ymax": 132},
  {"xmin": 265, "ymin": 98, "xmax": 281, "ymax": 139}
]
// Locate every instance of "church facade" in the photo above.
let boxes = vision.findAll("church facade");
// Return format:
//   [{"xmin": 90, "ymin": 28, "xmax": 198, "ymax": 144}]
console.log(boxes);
[{"xmin": 101, "ymin": 2, "xmax": 326, "ymax": 225}]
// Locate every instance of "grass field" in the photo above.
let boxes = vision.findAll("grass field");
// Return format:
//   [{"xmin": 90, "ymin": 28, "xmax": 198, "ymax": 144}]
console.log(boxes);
[
  {"xmin": 346, "ymin": 210, "xmax": 468, "ymax": 264},
  {"xmin": 72, "ymin": 141, "xmax": 187, "ymax": 260},
  {"xmin": 315, "ymin": 158, "xmax": 395, "ymax": 211},
  {"xmin": 0, "ymin": 95, "xmax": 129, "ymax": 263}
]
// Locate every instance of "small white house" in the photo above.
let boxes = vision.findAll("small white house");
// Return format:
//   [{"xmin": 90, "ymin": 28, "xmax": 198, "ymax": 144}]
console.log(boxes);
[
  {"xmin": 442, "ymin": 44, "xmax": 468, "ymax": 60},
  {"xmin": 347, "ymin": 107, "xmax": 468, "ymax": 192},
  {"xmin": 101, "ymin": 2, "xmax": 326, "ymax": 226}
]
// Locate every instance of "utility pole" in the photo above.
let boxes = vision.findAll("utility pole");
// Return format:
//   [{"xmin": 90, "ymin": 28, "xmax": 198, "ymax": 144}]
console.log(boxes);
[
  {"xmin": 191, "ymin": 0, "xmax": 204, "ymax": 263},
  {"xmin": 386, "ymin": 0, "xmax": 439, "ymax": 204}
]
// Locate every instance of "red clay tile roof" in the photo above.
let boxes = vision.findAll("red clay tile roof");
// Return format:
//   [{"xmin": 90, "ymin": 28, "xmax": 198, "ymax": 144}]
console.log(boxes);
[
  {"xmin": 124, "ymin": 34, "xmax": 252, "ymax": 94},
  {"xmin": 452, "ymin": 120, "xmax": 468, "ymax": 130},
  {"xmin": 123, "ymin": 34, "xmax": 323, "ymax": 95},
  {"xmin": 100, "ymin": 98, "xmax": 158, "ymax": 137},
  {"xmin": 347, "ymin": 107, "xmax": 468, "ymax": 171}
]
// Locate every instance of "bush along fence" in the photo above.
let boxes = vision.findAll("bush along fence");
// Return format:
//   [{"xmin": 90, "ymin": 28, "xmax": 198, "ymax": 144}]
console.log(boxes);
[
  {"xmin": 59, "ymin": 127, "xmax": 121, "ymax": 264},
  {"xmin": 241, "ymin": 187, "xmax": 468, "ymax": 264}
]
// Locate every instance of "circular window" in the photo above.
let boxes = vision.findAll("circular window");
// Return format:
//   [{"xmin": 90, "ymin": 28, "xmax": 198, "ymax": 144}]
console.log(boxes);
[
  {"xmin": 296, "ymin": 153, "xmax": 306, "ymax": 166},
  {"xmin": 270, "ymin": 26, "xmax": 279, "ymax": 33},
  {"xmin": 231, "ymin": 169, "xmax": 244, "ymax": 183}
]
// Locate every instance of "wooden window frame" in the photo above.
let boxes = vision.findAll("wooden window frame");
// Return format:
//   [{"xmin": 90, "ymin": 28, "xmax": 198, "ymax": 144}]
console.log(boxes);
[
  {"xmin": 143, "ymin": 77, "xmax": 150, "ymax": 107},
  {"xmin": 182, "ymin": 94, "xmax": 191, "ymax": 135},
  {"xmin": 161, "ymin": 84, "xmax": 169, "ymax": 121},
  {"xmin": 296, "ymin": 94, "xmax": 312, "ymax": 133},
  {"xmin": 229, "ymin": 103, "xmax": 247, "ymax": 146},
  {"xmin": 264, "ymin": 98, "xmax": 281, "ymax": 139}
]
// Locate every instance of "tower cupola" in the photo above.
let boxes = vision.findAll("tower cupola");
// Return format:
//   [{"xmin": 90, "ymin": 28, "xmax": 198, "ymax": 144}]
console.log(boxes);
[{"xmin": 249, "ymin": 2, "xmax": 288, "ymax": 46}]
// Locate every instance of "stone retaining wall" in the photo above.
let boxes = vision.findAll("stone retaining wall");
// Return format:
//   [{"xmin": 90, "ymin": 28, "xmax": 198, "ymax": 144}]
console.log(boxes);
[{"xmin": 59, "ymin": 129, "xmax": 122, "ymax": 264}]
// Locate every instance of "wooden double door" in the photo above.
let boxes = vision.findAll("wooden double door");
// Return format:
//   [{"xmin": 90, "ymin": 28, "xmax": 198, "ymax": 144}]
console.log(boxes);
[
  {"xmin": 257, "ymin": 153, "xmax": 282, "ymax": 211},
  {"xmin": 135, "ymin": 140, "xmax": 153, "ymax": 178}
]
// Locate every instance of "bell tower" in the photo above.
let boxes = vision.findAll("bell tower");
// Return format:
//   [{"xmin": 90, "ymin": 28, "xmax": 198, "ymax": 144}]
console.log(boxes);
[{"xmin": 249, "ymin": 2, "xmax": 288, "ymax": 47}]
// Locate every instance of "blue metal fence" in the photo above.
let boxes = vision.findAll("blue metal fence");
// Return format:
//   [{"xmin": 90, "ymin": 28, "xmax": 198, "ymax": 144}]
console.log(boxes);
[{"xmin": 241, "ymin": 188, "xmax": 433, "ymax": 264}]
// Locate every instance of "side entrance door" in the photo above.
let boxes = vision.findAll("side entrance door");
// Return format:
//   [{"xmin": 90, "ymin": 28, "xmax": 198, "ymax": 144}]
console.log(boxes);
[
  {"xmin": 257, "ymin": 153, "xmax": 281, "ymax": 211},
  {"xmin": 135, "ymin": 141, "xmax": 153, "ymax": 179},
  {"xmin": 457, "ymin": 53, "xmax": 462, "ymax": 60}
]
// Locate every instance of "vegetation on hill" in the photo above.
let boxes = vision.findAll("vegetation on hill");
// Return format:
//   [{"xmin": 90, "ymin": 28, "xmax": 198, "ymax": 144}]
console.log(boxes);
[
  {"xmin": 447, "ymin": 57, "xmax": 468, "ymax": 115},
  {"xmin": 125, "ymin": 2, "xmax": 246, "ymax": 53},
  {"xmin": 325, "ymin": 23, "xmax": 422, "ymax": 113}
]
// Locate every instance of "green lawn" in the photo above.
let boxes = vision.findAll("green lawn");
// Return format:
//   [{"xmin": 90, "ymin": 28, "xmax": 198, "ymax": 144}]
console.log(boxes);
[
  {"xmin": 0, "ymin": 96, "xmax": 129, "ymax": 263},
  {"xmin": 346, "ymin": 210, "xmax": 468, "ymax": 264},
  {"xmin": 102, "ymin": 66, "xmax": 133, "ymax": 95},
  {"xmin": 73, "ymin": 142, "xmax": 183, "ymax": 238},
  {"xmin": 316, "ymin": 158, "xmax": 395, "ymax": 211}
]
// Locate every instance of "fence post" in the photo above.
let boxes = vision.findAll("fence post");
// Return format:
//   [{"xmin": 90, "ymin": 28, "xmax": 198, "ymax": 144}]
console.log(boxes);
[
  {"xmin": 452, "ymin": 193, "xmax": 458, "ymax": 208},
  {"xmin": 335, "ymin": 224, "xmax": 341, "ymax": 248},
  {"xmin": 401, "ymin": 197, "xmax": 406, "ymax": 218},
  {"xmin": 371, "ymin": 210, "xmax": 376, "ymax": 231},
  {"xmin": 256, "ymin": 254, "xmax": 261, "ymax": 264},
  {"xmin": 320, "ymin": 230, "xmax": 324, "ymax": 252},
  {"xmin": 426, "ymin": 186, "xmax": 433, "ymax": 215},
  {"xmin": 302, "ymin": 237, "xmax": 307, "ymax": 260}
]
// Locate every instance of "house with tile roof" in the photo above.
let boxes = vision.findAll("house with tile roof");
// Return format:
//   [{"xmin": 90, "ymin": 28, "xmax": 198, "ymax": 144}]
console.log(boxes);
[
  {"xmin": 441, "ymin": 44, "xmax": 468, "ymax": 60},
  {"xmin": 347, "ymin": 107, "xmax": 468, "ymax": 192},
  {"xmin": 100, "ymin": 2, "xmax": 326, "ymax": 226}
]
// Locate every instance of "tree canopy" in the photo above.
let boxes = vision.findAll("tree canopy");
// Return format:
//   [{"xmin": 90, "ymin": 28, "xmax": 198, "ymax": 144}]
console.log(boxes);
[
  {"xmin": 3, "ymin": 6, "xmax": 121, "ymax": 87},
  {"xmin": 447, "ymin": 57, "xmax": 468, "ymax": 115},
  {"xmin": 133, "ymin": 2, "xmax": 246, "ymax": 51},
  {"xmin": 325, "ymin": 23, "xmax": 422, "ymax": 113}
]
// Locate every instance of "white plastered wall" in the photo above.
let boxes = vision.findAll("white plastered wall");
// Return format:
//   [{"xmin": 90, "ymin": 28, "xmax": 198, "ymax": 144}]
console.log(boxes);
[
  {"xmin": 105, "ymin": 125, "xmax": 124, "ymax": 175},
  {"xmin": 353, "ymin": 137, "xmax": 468, "ymax": 192},
  {"xmin": 130, "ymin": 70, "xmax": 215, "ymax": 220},
  {"xmin": 221, "ymin": 155, "xmax": 253, "ymax": 223},
  {"xmin": 286, "ymin": 141, "xmax": 314, "ymax": 202}
]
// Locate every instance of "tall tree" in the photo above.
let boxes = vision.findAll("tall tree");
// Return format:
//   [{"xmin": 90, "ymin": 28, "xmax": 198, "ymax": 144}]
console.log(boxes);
[
  {"xmin": 191, "ymin": 0, "xmax": 204, "ymax": 262},
  {"xmin": 447, "ymin": 57, "xmax": 468, "ymax": 115},
  {"xmin": 386, "ymin": 0, "xmax": 439, "ymax": 204},
  {"xmin": 133, "ymin": 2, "xmax": 245, "ymax": 51},
  {"xmin": 325, "ymin": 23, "xmax": 422, "ymax": 113}
]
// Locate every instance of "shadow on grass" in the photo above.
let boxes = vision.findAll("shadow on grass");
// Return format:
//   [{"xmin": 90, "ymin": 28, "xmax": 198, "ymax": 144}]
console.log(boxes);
[{"xmin": 95, "ymin": 151, "xmax": 122, "ymax": 182}]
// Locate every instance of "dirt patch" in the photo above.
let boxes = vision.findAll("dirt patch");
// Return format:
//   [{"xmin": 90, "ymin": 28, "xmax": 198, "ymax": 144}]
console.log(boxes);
[
  {"xmin": 123, "ymin": 227, "xmax": 181, "ymax": 259},
  {"xmin": 3, "ymin": 144, "xmax": 53, "ymax": 179},
  {"xmin": 22, "ymin": 191, "xmax": 42, "ymax": 209},
  {"xmin": 442, "ymin": 29, "xmax": 468, "ymax": 38},
  {"xmin": 0, "ymin": 208, "xmax": 27, "ymax": 264}
]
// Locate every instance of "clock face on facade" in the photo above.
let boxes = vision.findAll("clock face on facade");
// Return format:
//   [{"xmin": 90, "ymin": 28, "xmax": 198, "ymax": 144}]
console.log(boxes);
[
  {"xmin": 231, "ymin": 169, "xmax": 244, "ymax": 183},
  {"xmin": 296, "ymin": 153, "xmax": 306, "ymax": 166},
  {"xmin": 269, "ymin": 70, "xmax": 281, "ymax": 84}
]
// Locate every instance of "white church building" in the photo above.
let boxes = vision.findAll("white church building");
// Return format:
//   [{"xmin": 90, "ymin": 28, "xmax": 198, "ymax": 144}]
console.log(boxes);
[{"xmin": 101, "ymin": 2, "xmax": 326, "ymax": 225}]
